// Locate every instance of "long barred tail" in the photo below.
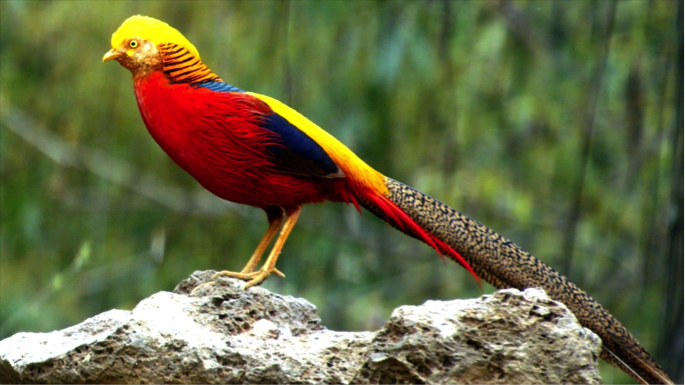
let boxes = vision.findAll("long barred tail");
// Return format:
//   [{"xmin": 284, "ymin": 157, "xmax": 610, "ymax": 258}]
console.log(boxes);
[{"xmin": 361, "ymin": 177, "xmax": 672, "ymax": 385}]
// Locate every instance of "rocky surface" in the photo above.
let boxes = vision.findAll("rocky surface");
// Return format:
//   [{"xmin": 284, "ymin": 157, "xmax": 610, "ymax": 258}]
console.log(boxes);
[{"xmin": 0, "ymin": 271, "xmax": 602, "ymax": 384}]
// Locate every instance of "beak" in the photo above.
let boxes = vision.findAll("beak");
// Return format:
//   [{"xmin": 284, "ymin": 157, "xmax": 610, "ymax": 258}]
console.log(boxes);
[{"xmin": 102, "ymin": 49, "xmax": 121, "ymax": 63}]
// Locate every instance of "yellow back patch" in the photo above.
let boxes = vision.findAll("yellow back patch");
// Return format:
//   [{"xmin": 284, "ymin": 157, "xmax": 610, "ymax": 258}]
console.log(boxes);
[{"xmin": 249, "ymin": 93, "xmax": 389, "ymax": 196}]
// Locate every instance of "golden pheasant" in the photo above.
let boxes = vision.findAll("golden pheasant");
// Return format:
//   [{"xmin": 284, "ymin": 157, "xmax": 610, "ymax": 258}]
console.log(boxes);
[{"xmin": 103, "ymin": 16, "xmax": 673, "ymax": 384}]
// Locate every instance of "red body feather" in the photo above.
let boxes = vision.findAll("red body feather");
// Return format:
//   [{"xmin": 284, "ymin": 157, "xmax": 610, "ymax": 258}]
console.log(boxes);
[{"xmin": 134, "ymin": 72, "xmax": 341, "ymax": 211}]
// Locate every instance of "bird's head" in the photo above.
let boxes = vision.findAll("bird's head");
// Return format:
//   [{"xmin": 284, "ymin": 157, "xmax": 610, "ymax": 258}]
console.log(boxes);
[{"xmin": 103, "ymin": 15, "xmax": 201, "ymax": 79}]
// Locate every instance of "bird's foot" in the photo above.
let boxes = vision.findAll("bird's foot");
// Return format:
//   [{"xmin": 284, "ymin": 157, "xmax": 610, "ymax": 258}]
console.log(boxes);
[
  {"xmin": 213, "ymin": 267, "xmax": 285, "ymax": 289},
  {"xmin": 212, "ymin": 267, "xmax": 285, "ymax": 290}
]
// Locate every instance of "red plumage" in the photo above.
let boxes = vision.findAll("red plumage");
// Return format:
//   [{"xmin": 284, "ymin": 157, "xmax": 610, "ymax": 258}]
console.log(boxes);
[{"xmin": 135, "ymin": 72, "xmax": 337, "ymax": 212}]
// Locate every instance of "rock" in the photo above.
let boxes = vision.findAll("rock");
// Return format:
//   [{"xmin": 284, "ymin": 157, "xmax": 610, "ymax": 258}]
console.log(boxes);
[{"xmin": 0, "ymin": 271, "xmax": 602, "ymax": 384}]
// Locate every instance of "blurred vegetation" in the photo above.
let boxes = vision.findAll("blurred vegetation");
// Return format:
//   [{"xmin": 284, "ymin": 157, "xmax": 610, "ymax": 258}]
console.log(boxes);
[{"xmin": 0, "ymin": 0, "xmax": 682, "ymax": 382}]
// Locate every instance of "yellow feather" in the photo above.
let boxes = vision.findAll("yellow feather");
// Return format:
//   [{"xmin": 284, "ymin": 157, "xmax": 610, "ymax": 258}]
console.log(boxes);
[
  {"xmin": 248, "ymin": 92, "xmax": 389, "ymax": 196},
  {"xmin": 110, "ymin": 15, "xmax": 201, "ymax": 60}
]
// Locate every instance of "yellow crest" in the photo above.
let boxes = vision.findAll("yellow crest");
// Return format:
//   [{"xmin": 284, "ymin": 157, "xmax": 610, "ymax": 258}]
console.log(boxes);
[{"xmin": 110, "ymin": 15, "xmax": 201, "ymax": 59}]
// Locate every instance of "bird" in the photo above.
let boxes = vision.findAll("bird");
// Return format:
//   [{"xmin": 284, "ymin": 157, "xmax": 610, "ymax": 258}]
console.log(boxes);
[{"xmin": 103, "ymin": 15, "xmax": 672, "ymax": 384}]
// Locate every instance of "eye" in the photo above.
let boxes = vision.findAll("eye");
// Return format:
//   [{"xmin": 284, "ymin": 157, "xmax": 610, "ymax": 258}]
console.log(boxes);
[{"xmin": 129, "ymin": 40, "xmax": 139, "ymax": 48}]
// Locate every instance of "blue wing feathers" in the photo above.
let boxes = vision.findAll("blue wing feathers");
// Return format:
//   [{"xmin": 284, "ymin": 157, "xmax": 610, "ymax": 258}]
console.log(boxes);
[
  {"xmin": 261, "ymin": 113, "xmax": 341, "ymax": 177},
  {"xmin": 195, "ymin": 81, "xmax": 244, "ymax": 93}
]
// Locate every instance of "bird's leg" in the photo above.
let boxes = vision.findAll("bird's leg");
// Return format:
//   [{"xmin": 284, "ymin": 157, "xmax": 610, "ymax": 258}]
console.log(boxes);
[
  {"xmin": 191, "ymin": 207, "xmax": 285, "ymax": 294},
  {"xmin": 210, "ymin": 207, "xmax": 301, "ymax": 289},
  {"xmin": 238, "ymin": 207, "xmax": 284, "ymax": 274},
  {"xmin": 239, "ymin": 206, "xmax": 301, "ymax": 289}
]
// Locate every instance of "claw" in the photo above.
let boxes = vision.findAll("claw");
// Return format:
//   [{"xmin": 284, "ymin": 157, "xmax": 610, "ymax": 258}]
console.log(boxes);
[
  {"xmin": 211, "ymin": 270, "xmax": 253, "ymax": 280},
  {"xmin": 190, "ymin": 280, "xmax": 216, "ymax": 295}
]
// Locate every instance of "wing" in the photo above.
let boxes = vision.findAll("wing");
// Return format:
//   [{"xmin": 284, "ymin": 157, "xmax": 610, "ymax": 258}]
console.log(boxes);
[
  {"xmin": 260, "ymin": 112, "xmax": 345, "ymax": 178},
  {"xmin": 196, "ymin": 81, "xmax": 345, "ymax": 179}
]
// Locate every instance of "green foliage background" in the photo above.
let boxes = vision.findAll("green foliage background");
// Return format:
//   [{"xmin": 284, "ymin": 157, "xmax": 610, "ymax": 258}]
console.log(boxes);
[{"xmin": 1, "ymin": 1, "xmax": 682, "ymax": 383}]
